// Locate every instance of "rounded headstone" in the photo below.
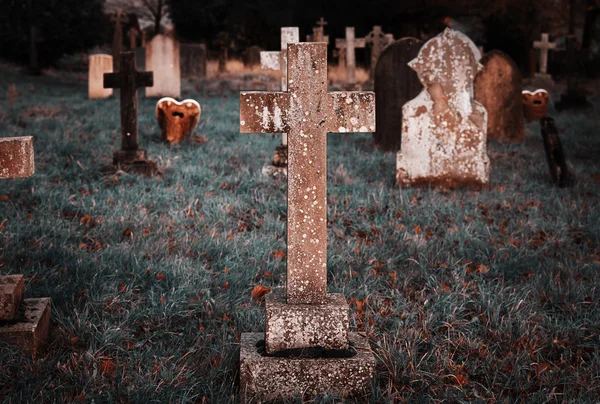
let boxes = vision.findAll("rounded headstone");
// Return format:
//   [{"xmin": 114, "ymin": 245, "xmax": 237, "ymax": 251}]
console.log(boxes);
[
  {"xmin": 373, "ymin": 37, "xmax": 423, "ymax": 152},
  {"xmin": 474, "ymin": 50, "xmax": 524, "ymax": 142},
  {"xmin": 88, "ymin": 54, "xmax": 113, "ymax": 99}
]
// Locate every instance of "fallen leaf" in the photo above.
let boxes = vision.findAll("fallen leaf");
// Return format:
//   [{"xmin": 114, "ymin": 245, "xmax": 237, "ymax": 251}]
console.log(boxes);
[
  {"xmin": 251, "ymin": 285, "xmax": 271, "ymax": 300},
  {"xmin": 271, "ymin": 250, "xmax": 286, "ymax": 260}
]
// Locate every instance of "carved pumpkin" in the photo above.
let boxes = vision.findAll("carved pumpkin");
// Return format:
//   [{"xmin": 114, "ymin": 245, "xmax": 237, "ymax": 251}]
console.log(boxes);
[
  {"xmin": 155, "ymin": 97, "xmax": 201, "ymax": 144},
  {"xmin": 522, "ymin": 89, "xmax": 549, "ymax": 121}
]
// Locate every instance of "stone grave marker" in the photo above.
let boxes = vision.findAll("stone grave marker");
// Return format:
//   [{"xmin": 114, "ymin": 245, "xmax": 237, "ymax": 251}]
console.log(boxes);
[
  {"xmin": 532, "ymin": 33, "xmax": 557, "ymax": 86},
  {"xmin": 555, "ymin": 35, "xmax": 592, "ymax": 111},
  {"xmin": 260, "ymin": 27, "xmax": 300, "ymax": 173},
  {"xmin": 111, "ymin": 9, "xmax": 128, "ymax": 71},
  {"xmin": 397, "ymin": 28, "xmax": 490, "ymax": 188},
  {"xmin": 239, "ymin": 42, "xmax": 376, "ymax": 403},
  {"xmin": 365, "ymin": 26, "xmax": 394, "ymax": 82},
  {"xmin": 145, "ymin": 34, "xmax": 181, "ymax": 98},
  {"xmin": 6, "ymin": 84, "xmax": 19, "ymax": 107},
  {"xmin": 104, "ymin": 51, "xmax": 158, "ymax": 175},
  {"xmin": 88, "ymin": 54, "xmax": 114, "ymax": 99},
  {"xmin": 474, "ymin": 50, "xmax": 524, "ymax": 142},
  {"xmin": 373, "ymin": 37, "xmax": 423, "ymax": 152},
  {"xmin": 0, "ymin": 140, "xmax": 51, "ymax": 358},
  {"xmin": 216, "ymin": 32, "xmax": 230, "ymax": 73},
  {"xmin": 155, "ymin": 97, "xmax": 201, "ymax": 144},
  {"xmin": 180, "ymin": 43, "xmax": 207, "ymax": 78},
  {"xmin": 335, "ymin": 27, "xmax": 366, "ymax": 86},
  {"xmin": 242, "ymin": 45, "xmax": 262, "ymax": 70},
  {"xmin": 307, "ymin": 17, "xmax": 329, "ymax": 43},
  {"xmin": 540, "ymin": 117, "xmax": 574, "ymax": 187}
]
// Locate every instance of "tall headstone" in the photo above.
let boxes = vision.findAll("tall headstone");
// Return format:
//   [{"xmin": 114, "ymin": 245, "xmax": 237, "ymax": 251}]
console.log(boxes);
[
  {"xmin": 180, "ymin": 43, "xmax": 207, "ymax": 78},
  {"xmin": 111, "ymin": 9, "xmax": 128, "ymax": 71},
  {"xmin": 260, "ymin": 27, "xmax": 300, "ymax": 167},
  {"xmin": 104, "ymin": 51, "xmax": 157, "ymax": 175},
  {"xmin": 364, "ymin": 26, "xmax": 394, "ymax": 81},
  {"xmin": 532, "ymin": 33, "xmax": 557, "ymax": 86},
  {"xmin": 474, "ymin": 50, "xmax": 524, "ymax": 142},
  {"xmin": 373, "ymin": 38, "xmax": 423, "ymax": 152},
  {"xmin": 397, "ymin": 29, "xmax": 490, "ymax": 188},
  {"xmin": 335, "ymin": 27, "xmax": 366, "ymax": 86},
  {"xmin": 88, "ymin": 54, "xmax": 114, "ymax": 99},
  {"xmin": 239, "ymin": 42, "xmax": 376, "ymax": 403},
  {"xmin": 145, "ymin": 34, "xmax": 181, "ymax": 98}
]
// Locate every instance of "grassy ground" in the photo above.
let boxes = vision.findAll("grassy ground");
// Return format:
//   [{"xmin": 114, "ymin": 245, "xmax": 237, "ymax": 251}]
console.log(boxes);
[{"xmin": 0, "ymin": 63, "xmax": 599, "ymax": 403}]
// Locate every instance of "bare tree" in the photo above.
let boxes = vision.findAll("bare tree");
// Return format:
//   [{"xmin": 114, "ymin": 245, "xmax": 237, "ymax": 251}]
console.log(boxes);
[{"xmin": 106, "ymin": 0, "xmax": 170, "ymax": 34}]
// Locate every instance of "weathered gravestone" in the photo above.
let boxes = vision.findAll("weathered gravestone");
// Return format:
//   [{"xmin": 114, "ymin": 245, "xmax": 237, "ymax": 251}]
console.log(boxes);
[
  {"xmin": 540, "ymin": 117, "xmax": 574, "ymax": 187},
  {"xmin": 555, "ymin": 35, "xmax": 592, "ymax": 111},
  {"xmin": 155, "ymin": 97, "xmax": 201, "ymax": 144},
  {"xmin": 111, "ymin": 9, "xmax": 128, "ymax": 71},
  {"xmin": 242, "ymin": 45, "xmax": 262, "ymax": 70},
  {"xmin": 0, "ymin": 138, "xmax": 51, "ymax": 358},
  {"xmin": 239, "ymin": 42, "xmax": 376, "ymax": 403},
  {"xmin": 104, "ymin": 51, "xmax": 159, "ymax": 175},
  {"xmin": 146, "ymin": 34, "xmax": 181, "ymax": 98},
  {"xmin": 180, "ymin": 44, "xmax": 207, "ymax": 78},
  {"xmin": 373, "ymin": 37, "xmax": 423, "ymax": 152},
  {"xmin": 365, "ymin": 26, "xmax": 394, "ymax": 82},
  {"xmin": 396, "ymin": 29, "xmax": 490, "ymax": 188},
  {"xmin": 474, "ymin": 50, "xmax": 524, "ymax": 142},
  {"xmin": 88, "ymin": 54, "xmax": 114, "ymax": 99},
  {"xmin": 532, "ymin": 33, "xmax": 557, "ymax": 87},
  {"xmin": 335, "ymin": 27, "xmax": 366, "ymax": 86},
  {"xmin": 260, "ymin": 27, "xmax": 300, "ymax": 172}
]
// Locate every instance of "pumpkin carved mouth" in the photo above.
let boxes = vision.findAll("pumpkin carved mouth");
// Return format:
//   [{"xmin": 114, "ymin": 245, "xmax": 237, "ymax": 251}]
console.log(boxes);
[{"xmin": 155, "ymin": 97, "xmax": 201, "ymax": 144}]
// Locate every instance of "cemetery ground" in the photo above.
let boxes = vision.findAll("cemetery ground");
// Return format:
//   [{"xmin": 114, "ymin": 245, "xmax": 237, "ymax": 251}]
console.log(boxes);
[{"xmin": 1, "ymin": 64, "xmax": 599, "ymax": 403}]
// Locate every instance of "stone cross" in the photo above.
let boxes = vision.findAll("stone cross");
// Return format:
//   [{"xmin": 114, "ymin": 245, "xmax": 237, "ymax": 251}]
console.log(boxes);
[
  {"xmin": 533, "ymin": 33, "xmax": 557, "ymax": 75},
  {"xmin": 6, "ymin": 84, "xmax": 18, "ymax": 107},
  {"xmin": 240, "ymin": 43, "xmax": 375, "ymax": 304},
  {"xmin": 104, "ymin": 51, "xmax": 153, "ymax": 164},
  {"xmin": 260, "ymin": 27, "xmax": 300, "ymax": 147},
  {"xmin": 111, "ymin": 9, "xmax": 128, "ymax": 70},
  {"xmin": 335, "ymin": 27, "xmax": 366, "ymax": 85},
  {"xmin": 0, "ymin": 137, "xmax": 34, "ymax": 179},
  {"xmin": 365, "ymin": 26, "xmax": 393, "ymax": 81},
  {"xmin": 307, "ymin": 17, "xmax": 329, "ymax": 44}
]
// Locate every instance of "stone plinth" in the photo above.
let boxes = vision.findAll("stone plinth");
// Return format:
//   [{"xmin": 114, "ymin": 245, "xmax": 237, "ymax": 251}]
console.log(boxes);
[
  {"xmin": 0, "ymin": 298, "xmax": 51, "ymax": 358},
  {"xmin": 265, "ymin": 289, "xmax": 348, "ymax": 354},
  {"xmin": 0, "ymin": 275, "xmax": 24, "ymax": 321},
  {"xmin": 240, "ymin": 332, "xmax": 374, "ymax": 404}
]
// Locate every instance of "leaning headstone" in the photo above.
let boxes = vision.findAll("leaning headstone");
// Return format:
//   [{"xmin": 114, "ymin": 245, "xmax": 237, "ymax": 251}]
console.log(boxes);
[
  {"xmin": 397, "ymin": 28, "xmax": 490, "ymax": 188},
  {"xmin": 104, "ymin": 51, "xmax": 159, "ymax": 176},
  {"xmin": 239, "ymin": 42, "xmax": 376, "ymax": 403},
  {"xmin": 180, "ymin": 43, "xmax": 207, "ymax": 78},
  {"xmin": 145, "ymin": 34, "xmax": 180, "ymax": 98},
  {"xmin": 242, "ymin": 46, "xmax": 262, "ymax": 70},
  {"xmin": 155, "ymin": 97, "xmax": 201, "ymax": 144},
  {"xmin": 474, "ymin": 50, "xmax": 524, "ymax": 142},
  {"xmin": 335, "ymin": 27, "xmax": 366, "ymax": 86},
  {"xmin": 88, "ymin": 54, "xmax": 114, "ymax": 99},
  {"xmin": 540, "ymin": 117, "xmax": 574, "ymax": 187},
  {"xmin": 111, "ymin": 9, "xmax": 128, "ymax": 71},
  {"xmin": 373, "ymin": 37, "xmax": 423, "ymax": 152},
  {"xmin": 532, "ymin": 33, "xmax": 557, "ymax": 87}
]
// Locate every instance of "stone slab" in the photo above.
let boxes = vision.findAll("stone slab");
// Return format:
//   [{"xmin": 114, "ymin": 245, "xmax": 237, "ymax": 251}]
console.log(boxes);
[
  {"xmin": 240, "ymin": 332, "xmax": 374, "ymax": 403},
  {"xmin": 265, "ymin": 289, "xmax": 348, "ymax": 353},
  {"xmin": 0, "ymin": 275, "xmax": 24, "ymax": 321},
  {"xmin": 0, "ymin": 136, "xmax": 35, "ymax": 179},
  {"xmin": 0, "ymin": 297, "xmax": 51, "ymax": 358}
]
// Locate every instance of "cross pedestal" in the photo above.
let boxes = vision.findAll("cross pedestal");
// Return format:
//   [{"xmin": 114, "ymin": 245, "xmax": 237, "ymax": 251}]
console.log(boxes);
[
  {"xmin": 239, "ymin": 42, "xmax": 376, "ymax": 403},
  {"xmin": 104, "ymin": 51, "xmax": 159, "ymax": 175},
  {"xmin": 335, "ymin": 27, "xmax": 366, "ymax": 86}
]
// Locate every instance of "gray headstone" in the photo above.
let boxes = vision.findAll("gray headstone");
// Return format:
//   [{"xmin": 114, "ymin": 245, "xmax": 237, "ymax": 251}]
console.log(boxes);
[
  {"xmin": 373, "ymin": 37, "xmax": 423, "ymax": 152},
  {"xmin": 180, "ymin": 43, "xmax": 207, "ymax": 78}
]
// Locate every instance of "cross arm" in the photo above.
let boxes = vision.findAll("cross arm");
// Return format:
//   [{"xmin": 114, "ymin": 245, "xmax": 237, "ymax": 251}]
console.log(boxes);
[
  {"xmin": 104, "ymin": 72, "xmax": 120, "ymax": 89},
  {"xmin": 355, "ymin": 38, "xmax": 366, "ymax": 48},
  {"xmin": 135, "ymin": 71, "xmax": 153, "ymax": 88},
  {"xmin": 240, "ymin": 92, "xmax": 291, "ymax": 133},
  {"xmin": 326, "ymin": 92, "xmax": 376, "ymax": 133},
  {"xmin": 260, "ymin": 51, "xmax": 281, "ymax": 71},
  {"xmin": 0, "ymin": 136, "xmax": 34, "ymax": 179}
]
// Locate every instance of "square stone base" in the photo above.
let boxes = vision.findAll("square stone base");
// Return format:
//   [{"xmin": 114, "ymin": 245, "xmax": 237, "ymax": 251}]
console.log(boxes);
[
  {"xmin": 240, "ymin": 332, "xmax": 374, "ymax": 403},
  {"xmin": 0, "ymin": 275, "xmax": 24, "ymax": 321},
  {"xmin": 266, "ymin": 289, "xmax": 348, "ymax": 353},
  {"xmin": 0, "ymin": 298, "xmax": 51, "ymax": 358}
]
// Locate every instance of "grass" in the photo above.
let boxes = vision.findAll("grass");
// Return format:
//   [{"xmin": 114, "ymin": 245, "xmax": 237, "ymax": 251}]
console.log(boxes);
[{"xmin": 0, "ymin": 63, "xmax": 599, "ymax": 403}]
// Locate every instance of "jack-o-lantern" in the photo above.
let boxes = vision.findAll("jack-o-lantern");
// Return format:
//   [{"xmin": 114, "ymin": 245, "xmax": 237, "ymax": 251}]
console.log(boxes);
[
  {"xmin": 522, "ymin": 89, "xmax": 549, "ymax": 121},
  {"xmin": 155, "ymin": 98, "xmax": 201, "ymax": 144}
]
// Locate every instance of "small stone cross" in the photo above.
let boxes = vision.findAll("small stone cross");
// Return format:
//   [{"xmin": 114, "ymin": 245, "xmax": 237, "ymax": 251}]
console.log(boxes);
[
  {"xmin": 335, "ymin": 27, "xmax": 366, "ymax": 85},
  {"xmin": 111, "ymin": 9, "xmax": 129, "ymax": 70},
  {"xmin": 0, "ymin": 137, "xmax": 34, "ymax": 179},
  {"xmin": 365, "ymin": 26, "xmax": 393, "ymax": 81},
  {"xmin": 533, "ymin": 33, "xmax": 557, "ymax": 75},
  {"xmin": 308, "ymin": 17, "xmax": 329, "ymax": 44},
  {"xmin": 260, "ymin": 27, "xmax": 300, "ymax": 147},
  {"xmin": 104, "ymin": 51, "xmax": 153, "ymax": 164},
  {"xmin": 240, "ymin": 43, "xmax": 375, "ymax": 304},
  {"xmin": 6, "ymin": 84, "xmax": 19, "ymax": 107}
]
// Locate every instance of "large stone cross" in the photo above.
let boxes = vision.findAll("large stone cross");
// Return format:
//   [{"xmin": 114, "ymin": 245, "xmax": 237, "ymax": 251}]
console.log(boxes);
[
  {"xmin": 104, "ymin": 51, "xmax": 153, "ymax": 164},
  {"xmin": 240, "ymin": 43, "xmax": 375, "ymax": 304},
  {"xmin": 111, "ymin": 8, "xmax": 129, "ymax": 70},
  {"xmin": 533, "ymin": 33, "xmax": 557, "ymax": 75},
  {"xmin": 365, "ymin": 25, "xmax": 393, "ymax": 81},
  {"xmin": 260, "ymin": 27, "xmax": 300, "ymax": 147},
  {"xmin": 0, "ymin": 137, "xmax": 34, "ymax": 179},
  {"xmin": 335, "ymin": 27, "xmax": 366, "ymax": 85}
]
